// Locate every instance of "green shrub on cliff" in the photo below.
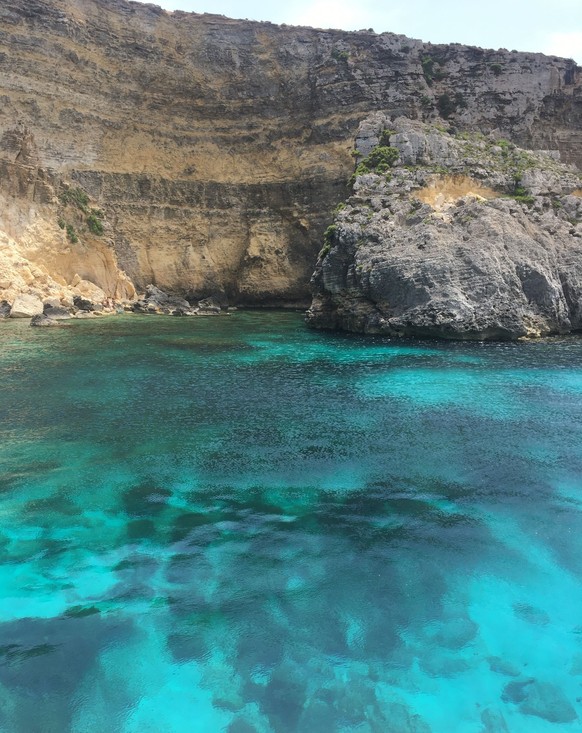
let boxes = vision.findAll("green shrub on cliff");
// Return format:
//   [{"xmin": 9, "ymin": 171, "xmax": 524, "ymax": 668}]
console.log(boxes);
[
  {"xmin": 421, "ymin": 55, "xmax": 435, "ymax": 85},
  {"xmin": 87, "ymin": 209, "xmax": 104, "ymax": 235},
  {"xmin": 319, "ymin": 224, "xmax": 338, "ymax": 259},
  {"xmin": 349, "ymin": 145, "xmax": 399, "ymax": 185},
  {"xmin": 367, "ymin": 146, "xmax": 399, "ymax": 171},
  {"xmin": 512, "ymin": 187, "xmax": 534, "ymax": 205},
  {"xmin": 437, "ymin": 93, "xmax": 456, "ymax": 119},
  {"xmin": 508, "ymin": 174, "xmax": 534, "ymax": 205},
  {"xmin": 60, "ymin": 185, "xmax": 105, "ymax": 237},
  {"xmin": 60, "ymin": 187, "xmax": 90, "ymax": 213},
  {"xmin": 66, "ymin": 223, "xmax": 78, "ymax": 244},
  {"xmin": 421, "ymin": 55, "xmax": 447, "ymax": 85},
  {"xmin": 379, "ymin": 129, "xmax": 396, "ymax": 146},
  {"xmin": 331, "ymin": 48, "xmax": 349, "ymax": 62}
]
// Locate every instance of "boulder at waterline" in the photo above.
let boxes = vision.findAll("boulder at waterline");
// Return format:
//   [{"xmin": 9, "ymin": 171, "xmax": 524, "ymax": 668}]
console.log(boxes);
[
  {"xmin": 43, "ymin": 304, "xmax": 71, "ymax": 320},
  {"xmin": 30, "ymin": 314, "xmax": 64, "ymax": 327},
  {"xmin": 9, "ymin": 294, "xmax": 44, "ymax": 318}
]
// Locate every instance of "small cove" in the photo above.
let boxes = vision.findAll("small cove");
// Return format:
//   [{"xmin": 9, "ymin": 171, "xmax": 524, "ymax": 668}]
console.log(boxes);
[{"xmin": 0, "ymin": 311, "xmax": 581, "ymax": 732}]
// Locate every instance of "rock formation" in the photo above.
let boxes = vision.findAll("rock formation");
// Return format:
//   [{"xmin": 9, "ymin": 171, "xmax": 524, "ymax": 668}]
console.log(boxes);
[
  {"xmin": 307, "ymin": 116, "xmax": 582, "ymax": 339},
  {"xmin": 0, "ymin": 0, "xmax": 581, "ymax": 309},
  {"xmin": 0, "ymin": 135, "xmax": 135, "ymax": 313},
  {"xmin": 130, "ymin": 284, "xmax": 223, "ymax": 315}
]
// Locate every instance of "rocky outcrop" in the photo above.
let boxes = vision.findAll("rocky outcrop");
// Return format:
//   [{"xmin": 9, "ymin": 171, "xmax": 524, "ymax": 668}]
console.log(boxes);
[
  {"xmin": 132, "ymin": 284, "xmax": 193, "ymax": 315},
  {"xmin": 0, "ymin": 146, "xmax": 136, "ymax": 315},
  {"xmin": 131, "ymin": 284, "xmax": 224, "ymax": 316},
  {"xmin": 307, "ymin": 117, "xmax": 582, "ymax": 340},
  {"xmin": 0, "ymin": 0, "xmax": 581, "ymax": 305}
]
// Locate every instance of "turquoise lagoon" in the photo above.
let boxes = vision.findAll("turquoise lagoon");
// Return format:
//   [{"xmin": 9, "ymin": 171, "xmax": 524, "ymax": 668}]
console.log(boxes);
[{"xmin": 0, "ymin": 311, "xmax": 581, "ymax": 732}]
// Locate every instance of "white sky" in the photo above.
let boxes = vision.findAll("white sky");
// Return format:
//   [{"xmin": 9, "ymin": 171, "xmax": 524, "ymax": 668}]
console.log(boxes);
[{"xmin": 134, "ymin": 0, "xmax": 582, "ymax": 63}]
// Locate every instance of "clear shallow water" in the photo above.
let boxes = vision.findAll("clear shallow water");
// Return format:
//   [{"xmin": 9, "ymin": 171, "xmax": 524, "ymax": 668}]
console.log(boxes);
[{"xmin": 0, "ymin": 312, "xmax": 581, "ymax": 733}]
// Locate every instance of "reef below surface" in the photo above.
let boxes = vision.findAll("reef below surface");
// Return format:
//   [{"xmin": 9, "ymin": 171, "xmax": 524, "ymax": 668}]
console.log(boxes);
[{"xmin": 0, "ymin": 311, "xmax": 581, "ymax": 732}]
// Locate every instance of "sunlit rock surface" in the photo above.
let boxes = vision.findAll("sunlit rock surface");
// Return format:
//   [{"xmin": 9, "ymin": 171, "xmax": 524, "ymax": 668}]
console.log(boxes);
[
  {"xmin": 307, "ymin": 117, "xmax": 582, "ymax": 339},
  {"xmin": 0, "ymin": 0, "xmax": 581, "ymax": 305}
]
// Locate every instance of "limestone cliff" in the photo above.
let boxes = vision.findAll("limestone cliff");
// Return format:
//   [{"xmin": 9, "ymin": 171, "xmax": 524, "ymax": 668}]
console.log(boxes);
[
  {"xmin": 0, "ymin": 0, "xmax": 581, "ymax": 305},
  {"xmin": 307, "ymin": 117, "xmax": 582, "ymax": 339},
  {"xmin": 0, "ymin": 127, "xmax": 135, "ymax": 311}
]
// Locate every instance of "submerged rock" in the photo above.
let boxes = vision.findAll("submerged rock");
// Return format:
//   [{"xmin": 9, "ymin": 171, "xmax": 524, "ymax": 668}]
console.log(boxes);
[
  {"xmin": 501, "ymin": 677, "xmax": 535, "ymax": 704},
  {"xmin": 297, "ymin": 699, "xmax": 338, "ymax": 732},
  {"xmin": 480, "ymin": 708, "xmax": 509, "ymax": 733},
  {"xmin": 518, "ymin": 681, "xmax": 578, "ymax": 724},
  {"xmin": 376, "ymin": 702, "xmax": 432, "ymax": 733},
  {"xmin": 426, "ymin": 616, "xmax": 478, "ymax": 649},
  {"xmin": 487, "ymin": 656, "xmax": 520, "ymax": 677},
  {"xmin": 307, "ymin": 117, "xmax": 582, "ymax": 341},
  {"xmin": 513, "ymin": 602, "xmax": 550, "ymax": 626},
  {"xmin": 30, "ymin": 314, "xmax": 63, "ymax": 327},
  {"xmin": 570, "ymin": 651, "xmax": 582, "ymax": 675},
  {"xmin": 420, "ymin": 654, "xmax": 470, "ymax": 678},
  {"xmin": 502, "ymin": 677, "xmax": 577, "ymax": 724}
]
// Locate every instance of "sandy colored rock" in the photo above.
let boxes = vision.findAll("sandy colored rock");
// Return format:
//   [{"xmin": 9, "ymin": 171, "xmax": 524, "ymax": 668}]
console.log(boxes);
[
  {"xmin": 10, "ymin": 294, "xmax": 44, "ymax": 318},
  {"xmin": 72, "ymin": 279, "xmax": 107, "ymax": 305},
  {"xmin": 0, "ymin": 157, "xmax": 136, "ymax": 310}
]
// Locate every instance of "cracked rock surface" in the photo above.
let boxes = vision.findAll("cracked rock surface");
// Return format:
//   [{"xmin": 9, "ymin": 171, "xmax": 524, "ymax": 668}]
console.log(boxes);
[{"xmin": 307, "ymin": 117, "xmax": 582, "ymax": 340}]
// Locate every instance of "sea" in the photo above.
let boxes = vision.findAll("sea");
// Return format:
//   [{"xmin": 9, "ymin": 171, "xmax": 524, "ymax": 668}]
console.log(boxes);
[{"xmin": 0, "ymin": 311, "xmax": 581, "ymax": 732}]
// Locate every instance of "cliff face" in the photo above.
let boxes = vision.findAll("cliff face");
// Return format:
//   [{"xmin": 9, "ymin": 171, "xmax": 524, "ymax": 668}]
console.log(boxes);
[
  {"xmin": 0, "ymin": 0, "xmax": 581, "ymax": 304},
  {"xmin": 307, "ymin": 117, "xmax": 582, "ymax": 340},
  {"xmin": 0, "ymin": 128, "xmax": 135, "ymax": 309}
]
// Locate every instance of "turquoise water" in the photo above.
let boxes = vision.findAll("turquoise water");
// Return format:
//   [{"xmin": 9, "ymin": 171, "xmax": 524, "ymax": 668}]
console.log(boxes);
[{"xmin": 1, "ymin": 312, "xmax": 581, "ymax": 733}]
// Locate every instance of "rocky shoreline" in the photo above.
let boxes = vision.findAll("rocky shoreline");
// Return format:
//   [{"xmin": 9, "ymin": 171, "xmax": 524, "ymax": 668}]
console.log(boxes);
[
  {"xmin": 307, "ymin": 116, "xmax": 582, "ymax": 341},
  {"xmin": 0, "ymin": 284, "xmax": 230, "ymax": 327}
]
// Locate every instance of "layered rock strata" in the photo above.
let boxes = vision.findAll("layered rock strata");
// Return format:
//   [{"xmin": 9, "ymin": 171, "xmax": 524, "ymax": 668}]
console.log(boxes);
[
  {"xmin": 0, "ymin": 0, "xmax": 581, "ymax": 305},
  {"xmin": 0, "ymin": 135, "xmax": 135, "ymax": 316},
  {"xmin": 307, "ymin": 117, "xmax": 582, "ymax": 340}
]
